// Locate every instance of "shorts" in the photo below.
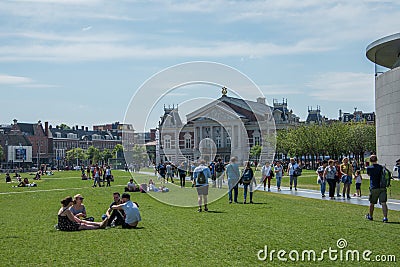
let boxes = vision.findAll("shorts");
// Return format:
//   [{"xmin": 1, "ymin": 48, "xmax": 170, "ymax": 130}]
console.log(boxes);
[
  {"xmin": 355, "ymin": 183, "xmax": 361, "ymax": 190},
  {"xmin": 196, "ymin": 184, "xmax": 209, "ymax": 195},
  {"xmin": 122, "ymin": 222, "xmax": 138, "ymax": 229},
  {"xmin": 369, "ymin": 188, "xmax": 387, "ymax": 204}
]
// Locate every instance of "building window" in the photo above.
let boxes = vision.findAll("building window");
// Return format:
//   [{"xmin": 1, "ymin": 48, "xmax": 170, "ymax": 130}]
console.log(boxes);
[
  {"xmin": 226, "ymin": 136, "xmax": 231, "ymax": 148},
  {"xmin": 254, "ymin": 136, "xmax": 260, "ymax": 146},
  {"xmin": 216, "ymin": 135, "xmax": 221, "ymax": 148},
  {"xmin": 164, "ymin": 138, "xmax": 171, "ymax": 149},
  {"xmin": 205, "ymin": 127, "xmax": 210, "ymax": 138},
  {"xmin": 185, "ymin": 138, "xmax": 191, "ymax": 149},
  {"xmin": 67, "ymin": 133, "xmax": 77, "ymax": 139}
]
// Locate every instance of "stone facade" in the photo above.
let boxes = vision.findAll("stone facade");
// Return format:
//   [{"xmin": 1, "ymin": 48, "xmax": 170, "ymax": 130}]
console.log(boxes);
[{"xmin": 157, "ymin": 93, "xmax": 299, "ymax": 165}]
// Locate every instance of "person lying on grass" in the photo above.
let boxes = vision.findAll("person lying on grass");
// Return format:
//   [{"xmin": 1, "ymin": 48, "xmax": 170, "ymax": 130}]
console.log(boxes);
[{"xmin": 57, "ymin": 196, "xmax": 108, "ymax": 231}]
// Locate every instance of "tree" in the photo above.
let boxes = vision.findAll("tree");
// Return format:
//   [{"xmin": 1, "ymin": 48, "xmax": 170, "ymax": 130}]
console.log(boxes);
[
  {"xmin": 57, "ymin": 123, "xmax": 70, "ymax": 130},
  {"xmin": 100, "ymin": 149, "xmax": 113, "ymax": 164},
  {"xmin": 0, "ymin": 145, "xmax": 3, "ymax": 162},
  {"xmin": 132, "ymin": 144, "xmax": 148, "ymax": 166},
  {"xmin": 86, "ymin": 146, "xmax": 100, "ymax": 164},
  {"xmin": 112, "ymin": 144, "xmax": 124, "ymax": 159},
  {"xmin": 66, "ymin": 148, "xmax": 86, "ymax": 165},
  {"xmin": 275, "ymin": 122, "xmax": 376, "ymax": 168},
  {"xmin": 250, "ymin": 144, "xmax": 261, "ymax": 161}
]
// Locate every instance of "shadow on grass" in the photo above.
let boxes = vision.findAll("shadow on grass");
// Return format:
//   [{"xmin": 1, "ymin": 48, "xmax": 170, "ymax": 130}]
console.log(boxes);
[
  {"xmin": 386, "ymin": 221, "xmax": 400, "ymax": 224},
  {"xmin": 112, "ymin": 226, "xmax": 145, "ymax": 230},
  {"xmin": 204, "ymin": 210, "xmax": 225, "ymax": 214}
]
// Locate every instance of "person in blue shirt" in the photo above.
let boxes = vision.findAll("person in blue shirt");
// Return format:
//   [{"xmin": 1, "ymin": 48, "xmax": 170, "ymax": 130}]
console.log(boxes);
[
  {"xmin": 111, "ymin": 193, "xmax": 141, "ymax": 228},
  {"xmin": 225, "ymin": 157, "xmax": 240, "ymax": 204},
  {"xmin": 193, "ymin": 159, "xmax": 211, "ymax": 212},
  {"xmin": 287, "ymin": 158, "xmax": 299, "ymax": 191},
  {"xmin": 365, "ymin": 155, "xmax": 388, "ymax": 222}
]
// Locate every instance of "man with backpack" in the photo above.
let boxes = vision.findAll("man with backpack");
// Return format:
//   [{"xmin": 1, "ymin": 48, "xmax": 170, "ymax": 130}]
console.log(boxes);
[
  {"xmin": 365, "ymin": 155, "xmax": 389, "ymax": 223},
  {"xmin": 242, "ymin": 161, "xmax": 256, "ymax": 204},
  {"xmin": 287, "ymin": 158, "xmax": 299, "ymax": 191},
  {"xmin": 215, "ymin": 158, "xmax": 225, "ymax": 189},
  {"xmin": 193, "ymin": 159, "xmax": 211, "ymax": 212}
]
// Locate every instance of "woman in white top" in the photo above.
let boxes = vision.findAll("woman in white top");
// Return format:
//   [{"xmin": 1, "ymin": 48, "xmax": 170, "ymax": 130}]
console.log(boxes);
[{"xmin": 261, "ymin": 161, "xmax": 273, "ymax": 191}]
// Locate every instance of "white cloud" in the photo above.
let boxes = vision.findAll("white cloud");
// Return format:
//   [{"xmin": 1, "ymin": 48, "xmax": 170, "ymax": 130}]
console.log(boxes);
[
  {"xmin": 307, "ymin": 72, "xmax": 374, "ymax": 102},
  {"xmin": 81, "ymin": 26, "xmax": 92, "ymax": 32},
  {"xmin": 0, "ymin": 38, "xmax": 335, "ymax": 62},
  {"xmin": 0, "ymin": 74, "xmax": 57, "ymax": 88},
  {"xmin": 0, "ymin": 74, "xmax": 32, "ymax": 84},
  {"xmin": 260, "ymin": 84, "xmax": 304, "ymax": 96}
]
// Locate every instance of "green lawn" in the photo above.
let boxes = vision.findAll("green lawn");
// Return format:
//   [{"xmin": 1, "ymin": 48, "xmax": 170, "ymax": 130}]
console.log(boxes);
[{"xmin": 0, "ymin": 170, "xmax": 399, "ymax": 266}]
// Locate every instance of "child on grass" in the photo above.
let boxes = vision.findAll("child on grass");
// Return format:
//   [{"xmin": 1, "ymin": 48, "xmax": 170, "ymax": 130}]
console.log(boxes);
[{"xmin": 354, "ymin": 170, "xmax": 362, "ymax": 197}]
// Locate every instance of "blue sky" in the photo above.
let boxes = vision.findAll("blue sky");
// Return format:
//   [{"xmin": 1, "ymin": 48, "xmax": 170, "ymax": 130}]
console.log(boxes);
[{"xmin": 0, "ymin": 0, "xmax": 399, "ymax": 131}]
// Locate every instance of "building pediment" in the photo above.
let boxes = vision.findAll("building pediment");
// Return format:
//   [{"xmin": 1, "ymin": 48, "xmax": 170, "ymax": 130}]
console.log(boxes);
[{"xmin": 187, "ymin": 101, "xmax": 243, "ymax": 124}]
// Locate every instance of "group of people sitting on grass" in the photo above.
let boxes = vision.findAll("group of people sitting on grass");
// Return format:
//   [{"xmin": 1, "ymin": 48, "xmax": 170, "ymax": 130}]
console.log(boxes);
[
  {"xmin": 57, "ymin": 192, "xmax": 141, "ymax": 231},
  {"xmin": 124, "ymin": 178, "xmax": 169, "ymax": 193}
]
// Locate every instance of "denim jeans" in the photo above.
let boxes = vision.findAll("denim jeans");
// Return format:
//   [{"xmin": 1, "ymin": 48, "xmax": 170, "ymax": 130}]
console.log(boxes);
[
  {"xmin": 289, "ymin": 175, "xmax": 297, "ymax": 188},
  {"xmin": 320, "ymin": 180, "xmax": 326, "ymax": 195},
  {"xmin": 276, "ymin": 176, "xmax": 282, "ymax": 188},
  {"xmin": 243, "ymin": 183, "xmax": 254, "ymax": 201},
  {"xmin": 228, "ymin": 178, "xmax": 239, "ymax": 202}
]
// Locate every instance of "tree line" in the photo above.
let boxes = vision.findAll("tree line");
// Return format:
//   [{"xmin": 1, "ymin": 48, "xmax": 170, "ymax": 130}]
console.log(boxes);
[
  {"xmin": 66, "ymin": 144, "xmax": 124, "ymax": 165},
  {"xmin": 275, "ymin": 122, "xmax": 376, "ymax": 167}
]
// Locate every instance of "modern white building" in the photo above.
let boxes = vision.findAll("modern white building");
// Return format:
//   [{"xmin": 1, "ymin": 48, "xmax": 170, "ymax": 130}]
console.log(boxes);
[{"xmin": 366, "ymin": 33, "xmax": 400, "ymax": 170}]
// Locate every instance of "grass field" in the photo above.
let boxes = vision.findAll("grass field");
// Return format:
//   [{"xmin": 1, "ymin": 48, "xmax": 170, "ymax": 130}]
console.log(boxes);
[{"xmin": 0, "ymin": 170, "xmax": 399, "ymax": 266}]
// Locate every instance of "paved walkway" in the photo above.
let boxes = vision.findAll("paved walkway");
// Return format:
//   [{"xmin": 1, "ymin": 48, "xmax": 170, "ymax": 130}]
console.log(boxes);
[
  {"xmin": 138, "ymin": 171, "xmax": 400, "ymax": 211},
  {"xmin": 256, "ymin": 185, "xmax": 400, "ymax": 211}
]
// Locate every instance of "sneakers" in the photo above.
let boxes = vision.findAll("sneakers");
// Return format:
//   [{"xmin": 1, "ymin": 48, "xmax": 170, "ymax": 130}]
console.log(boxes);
[
  {"xmin": 250, "ymin": 201, "xmax": 254, "ymax": 204},
  {"xmin": 383, "ymin": 217, "xmax": 388, "ymax": 223},
  {"xmin": 204, "ymin": 206, "xmax": 208, "ymax": 212},
  {"xmin": 365, "ymin": 214, "xmax": 373, "ymax": 221},
  {"xmin": 243, "ymin": 200, "xmax": 247, "ymax": 204},
  {"xmin": 197, "ymin": 208, "xmax": 202, "ymax": 212},
  {"xmin": 295, "ymin": 188, "xmax": 297, "ymax": 191},
  {"xmin": 322, "ymin": 195, "xmax": 326, "ymax": 198}
]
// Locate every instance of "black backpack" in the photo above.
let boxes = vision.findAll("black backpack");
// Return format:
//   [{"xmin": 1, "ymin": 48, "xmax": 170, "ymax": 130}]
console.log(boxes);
[
  {"xmin": 293, "ymin": 166, "xmax": 302, "ymax": 177},
  {"xmin": 380, "ymin": 166, "xmax": 392, "ymax": 188},
  {"xmin": 215, "ymin": 162, "xmax": 224, "ymax": 172},
  {"xmin": 197, "ymin": 170, "xmax": 207, "ymax": 184},
  {"xmin": 242, "ymin": 168, "xmax": 253, "ymax": 183}
]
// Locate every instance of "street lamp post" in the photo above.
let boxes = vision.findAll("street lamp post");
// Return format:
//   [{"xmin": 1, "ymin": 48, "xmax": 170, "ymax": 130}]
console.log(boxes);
[{"xmin": 37, "ymin": 141, "xmax": 41, "ymax": 169}]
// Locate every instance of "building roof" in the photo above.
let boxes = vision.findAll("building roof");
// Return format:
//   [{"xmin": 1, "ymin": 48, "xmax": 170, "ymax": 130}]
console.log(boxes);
[
  {"xmin": 0, "ymin": 133, "xmax": 31, "ymax": 146},
  {"xmin": 49, "ymin": 127, "xmax": 119, "ymax": 141},
  {"xmin": 366, "ymin": 32, "xmax": 400, "ymax": 69},
  {"xmin": 17, "ymin": 123, "xmax": 36, "ymax": 135}
]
